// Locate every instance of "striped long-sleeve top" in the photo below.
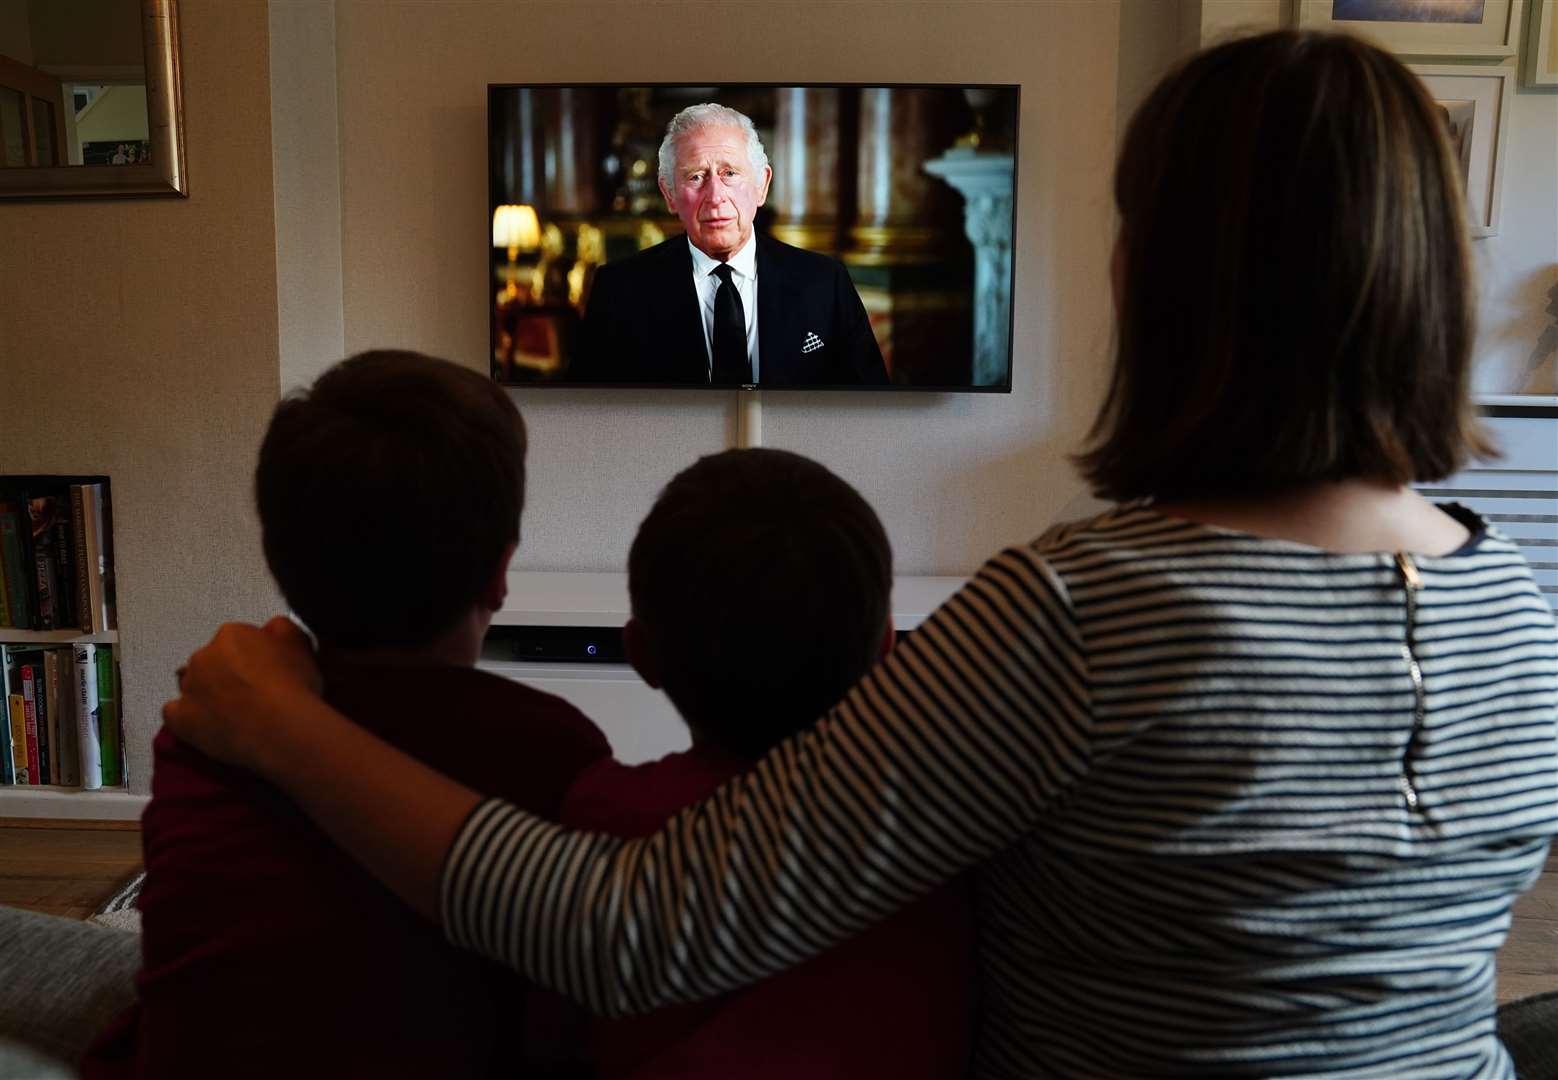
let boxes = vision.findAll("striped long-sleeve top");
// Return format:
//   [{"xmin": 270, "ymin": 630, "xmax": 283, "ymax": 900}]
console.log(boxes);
[{"xmin": 445, "ymin": 504, "xmax": 1558, "ymax": 1078}]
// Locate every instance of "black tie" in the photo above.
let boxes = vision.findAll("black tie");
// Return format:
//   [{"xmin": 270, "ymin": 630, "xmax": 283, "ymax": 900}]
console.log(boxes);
[{"xmin": 710, "ymin": 264, "xmax": 751, "ymax": 385}]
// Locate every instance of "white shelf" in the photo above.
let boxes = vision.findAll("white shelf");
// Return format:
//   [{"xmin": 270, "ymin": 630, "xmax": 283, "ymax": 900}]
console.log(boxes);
[
  {"xmin": 0, "ymin": 784, "xmax": 146, "ymax": 821},
  {"xmin": 497, "ymin": 571, "xmax": 966, "ymax": 631},
  {"xmin": 1476, "ymin": 394, "xmax": 1558, "ymax": 412},
  {"xmin": 494, "ymin": 572, "xmax": 631, "ymax": 627},
  {"xmin": 0, "ymin": 630, "xmax": 118, "ymax": 645},
  {"xmin": 480, "ymin": 657, "xmax": 638, "ymax": 681}
]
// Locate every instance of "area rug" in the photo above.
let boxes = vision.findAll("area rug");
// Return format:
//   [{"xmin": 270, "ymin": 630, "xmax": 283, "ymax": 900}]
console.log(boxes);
[{"xmin": 88, "ymin": 872, "xmax": 144, "ymax": 933}]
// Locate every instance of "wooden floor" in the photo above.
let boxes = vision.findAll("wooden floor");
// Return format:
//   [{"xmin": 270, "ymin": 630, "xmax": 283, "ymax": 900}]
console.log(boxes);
[
  {"xmin": 1500, "ymin": 852, "xmax": 1558, "ymax": 1003},
  {"xmin": 0, "ymin": 818, "xmax": 143, "ymax": 921},
  {"xmin": 0, "ymin": 820, "xmax": 1553, "ymax": 1003}
]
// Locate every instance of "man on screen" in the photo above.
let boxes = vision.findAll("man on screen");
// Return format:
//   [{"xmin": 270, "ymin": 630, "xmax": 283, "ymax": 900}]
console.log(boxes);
[{"xmin": 573, "ymin": 103, "xmax": 889, "ymax": 387}]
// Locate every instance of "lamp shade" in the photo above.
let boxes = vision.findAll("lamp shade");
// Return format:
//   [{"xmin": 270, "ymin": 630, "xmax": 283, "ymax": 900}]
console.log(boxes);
[{"xmin": 492, "ymin": 204, "xmax": 541, "ymax": 251}]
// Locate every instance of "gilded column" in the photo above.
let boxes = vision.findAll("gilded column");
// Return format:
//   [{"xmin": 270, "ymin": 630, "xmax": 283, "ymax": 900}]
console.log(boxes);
[
  {"xmin": 545, "ymin": 87, "xmax": 602, "ymax": 216},
  {"xmin": 849, "ymin": 87, "xmax": 954, "ymax": 266},
  {"xmin": 494, "ymin": 88, "xmax": 544, "ymax": 207},
  {"xmin": 769, "ymin": 88, "xmax": 842, "ymax": 254}
]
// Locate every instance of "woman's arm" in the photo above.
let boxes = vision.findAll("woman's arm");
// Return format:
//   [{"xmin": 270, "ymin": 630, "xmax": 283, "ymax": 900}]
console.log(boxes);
[
  {"xmin": 165, "ymin": 548, "xmax": 1091, "ymax": 1014},
  {"xmin": 163, "ymin": 618, "xmax": 482, "ymax": 919}
]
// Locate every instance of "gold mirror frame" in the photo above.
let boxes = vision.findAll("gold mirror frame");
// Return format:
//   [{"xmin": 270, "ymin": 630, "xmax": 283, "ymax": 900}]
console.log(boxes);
[{"xmin": 0, "ymin": 0, "xmax": 186, "ymax": 199}]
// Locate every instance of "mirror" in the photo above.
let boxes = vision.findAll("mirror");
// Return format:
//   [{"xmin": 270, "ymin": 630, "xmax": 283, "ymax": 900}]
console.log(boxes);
[{"xmin": 0, "ymin": 0, "xmax": 184, "ymax": 197}]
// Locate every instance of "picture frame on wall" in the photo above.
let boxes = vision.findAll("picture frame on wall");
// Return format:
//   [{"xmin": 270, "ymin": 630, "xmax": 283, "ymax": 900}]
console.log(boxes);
[
  {"xmin": 1299, "ymin": 0, "xmax": 1525, "ymax": 58},
  {"xmin": 1525, "ymin": 0, "xmax": 1558, "ymax": 83},
  {"xmin": 1410, "ymin": 63, "xmax": 1514, "ymax": 238}
]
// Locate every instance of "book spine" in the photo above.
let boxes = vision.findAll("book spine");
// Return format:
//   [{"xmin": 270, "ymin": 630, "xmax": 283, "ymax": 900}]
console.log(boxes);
[
  {"xmin": 51, "ymin": 498, "xmax": 75, "ymax": 631},
  {"xmin": 0, "ymin": 506, "xmax": 31, "ymax": 629},
  {"xmin": 96, "ymin": 647, "xmax": 120, "ymax": 787},
  {"xmin": 0, "ymin": 650, "xmax": 10, "ymax": 785},
  {"xmin": 0, "ymin": 649, "xmax": 9, "ymax": 784},
  {"xmin": 81, "ymin": 484, "xmax": 106, "ymax": 634},
  {"xmin": 70, "ymin": 485, "xmax": 91, "ymax": 633},
  {"xmin": 28, "ymin": 498, "xmax": 57, "ymax": 631},
  {"xmin": 0, "ymin": 512, "xmax": 12, "ymax": 629},
  {"xmin": 4, "ymin": 497, "xmax": 39, "ymax": 630},
  {"xmin": 40, "ymin": 655, "xmax": 58, "ymax": 785},
  {"xmin": 44, "ymin": 649, "xmax": 78, "ymax": 787},
  {"xmin": 19, "ymin": 664, "xmax": 41, "ymax": 785},
  {"xmin": 74, "ymin": 644, "xmax": 101, "ymax": 790},
  {"xmin": 7, "ymin": 694, "xmax": 28, "ymax": 785},
  {"xmin": 26, "ymin": 662, "xmax": 50, "ymax": 785},
  {"xmin": 33, "ymin": 545, "xmax": 53, "ymax": 629},
  {"xmin": 98, "ymin": 484, "xmax": 117, "ymax": 631}
]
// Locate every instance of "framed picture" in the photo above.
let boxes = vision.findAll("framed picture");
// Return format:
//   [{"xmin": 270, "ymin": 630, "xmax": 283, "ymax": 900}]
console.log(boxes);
[
  {"xmin": 1411, "ymin": 63, "xmax": 1514, "ymax": 237},
  {"xmin": 1299, "ymin": 0, "xmax": 1525, "ymax": 58},
  {"xmin": 1525, "ymin": 0, "xmax": 1558, "ymax": 83}
]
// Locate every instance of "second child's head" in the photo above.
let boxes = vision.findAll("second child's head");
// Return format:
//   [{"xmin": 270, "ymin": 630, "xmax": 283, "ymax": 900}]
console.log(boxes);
[
  {"xmin": 256, "ymin": 350, "xmax": 525, "ymax": 652},
  {"xmin": 627, "ymin": 449, "xmax": 892, "ymax": 759}
]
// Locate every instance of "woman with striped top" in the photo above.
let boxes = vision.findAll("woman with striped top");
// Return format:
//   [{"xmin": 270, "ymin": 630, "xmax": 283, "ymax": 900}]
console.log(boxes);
[{"xmin": 166, "ymin": 31, "xmax": 1557, "ymax": 1077}]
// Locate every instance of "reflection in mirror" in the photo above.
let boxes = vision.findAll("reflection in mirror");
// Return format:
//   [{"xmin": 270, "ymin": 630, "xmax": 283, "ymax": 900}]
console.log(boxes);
[
  {"xmin": 0, "ymin": 0, "xmax": 184, "ymax": 197},
  {"xmin": 0, "ymin": 0, "xmax": 147, "ymax": 167}
]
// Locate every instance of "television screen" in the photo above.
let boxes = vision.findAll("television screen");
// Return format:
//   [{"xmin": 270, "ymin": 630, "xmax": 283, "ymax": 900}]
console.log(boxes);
[{"xmin": 489, "ymin": 84, "xmax": 1018, "ymax": 391}]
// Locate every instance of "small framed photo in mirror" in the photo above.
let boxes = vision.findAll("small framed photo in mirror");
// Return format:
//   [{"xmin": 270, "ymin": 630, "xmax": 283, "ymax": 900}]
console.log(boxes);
[{"xmin": 0, "ymin": 0, "xmax": 186, "ymax": 198}]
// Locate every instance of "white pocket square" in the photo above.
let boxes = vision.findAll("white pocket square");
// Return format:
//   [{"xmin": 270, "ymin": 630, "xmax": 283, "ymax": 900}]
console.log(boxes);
[{"xmin": 801, "ymin": 331, "xmax": 824, "ymax": 354}]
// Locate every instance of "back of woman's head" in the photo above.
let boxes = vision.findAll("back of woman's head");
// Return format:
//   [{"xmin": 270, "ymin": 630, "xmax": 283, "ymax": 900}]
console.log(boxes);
[{"xmin": 1079, "ymin": 30, "xmax": 1489, "ymax": 501}]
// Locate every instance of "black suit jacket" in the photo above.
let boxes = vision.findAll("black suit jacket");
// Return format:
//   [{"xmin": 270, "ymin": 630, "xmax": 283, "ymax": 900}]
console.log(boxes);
[{"xmin": 572, "ymin": 235, "xmax": 888, "ymax": 386}]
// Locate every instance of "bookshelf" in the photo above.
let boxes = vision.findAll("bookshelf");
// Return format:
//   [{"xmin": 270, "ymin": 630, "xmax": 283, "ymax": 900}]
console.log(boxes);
[{"xmin": 0, "ymin": 474, "xmax": 131, "ymax": 816}]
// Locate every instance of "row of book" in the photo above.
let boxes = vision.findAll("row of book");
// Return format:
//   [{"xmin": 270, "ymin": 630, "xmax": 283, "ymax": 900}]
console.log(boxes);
[
  {"xmin": 0, "ymin": 476, "xmax": 117, "ymax": 633},
  {"xmin": 1, "ymin": 643, "xmax": 123, "ymax": 788}
]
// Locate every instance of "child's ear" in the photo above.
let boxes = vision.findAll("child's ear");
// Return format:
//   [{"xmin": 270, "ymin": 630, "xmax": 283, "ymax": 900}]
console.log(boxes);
[
  {"xmin": 877, "ymin": 618, "xmax": 896, "ymax": 663},
  {"xmin": 478, "ymin": 541, "xmax": 519, "ymax": 613},
  {"xmin": 623, "ymin": 617, "xmax": 661, "ymax": 689}
]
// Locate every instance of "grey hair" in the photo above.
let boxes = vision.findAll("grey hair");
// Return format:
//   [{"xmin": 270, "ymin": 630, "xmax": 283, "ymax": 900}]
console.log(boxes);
[{"xmin": 656, "ymin": 103, "xmax": 769, "ymax": 189}]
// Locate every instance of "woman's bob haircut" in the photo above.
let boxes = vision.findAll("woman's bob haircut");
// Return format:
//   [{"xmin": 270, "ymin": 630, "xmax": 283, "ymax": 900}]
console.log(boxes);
[{"xmin": 1077, "ymin": 30, "xmax": 1492, "ymax": 501}]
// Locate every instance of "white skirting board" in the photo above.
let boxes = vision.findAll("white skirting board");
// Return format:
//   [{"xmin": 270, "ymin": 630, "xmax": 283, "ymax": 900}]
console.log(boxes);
[{"xmin": 0, "ymin": 786, "xmax": 147, "ymax": 821}]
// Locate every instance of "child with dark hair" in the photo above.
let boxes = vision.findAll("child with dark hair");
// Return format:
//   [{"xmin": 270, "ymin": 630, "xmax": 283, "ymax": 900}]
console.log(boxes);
[
  {"xmin": 82, "ymin": 351, "xmax": 610, "ymax": 1079},
  {"xmin": 555, "ymin": 448, "xmax": 973, "ymax": 1080}
]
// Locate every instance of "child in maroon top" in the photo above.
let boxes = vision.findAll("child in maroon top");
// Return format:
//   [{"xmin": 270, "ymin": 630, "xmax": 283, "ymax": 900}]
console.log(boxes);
[
  {"xmin": 81, "ymin": 352, "xmax": 609, "ymax": 1079},
  {"xmin": 556, "ymin": 448, "xmax": 975, "ymax": 1079}
]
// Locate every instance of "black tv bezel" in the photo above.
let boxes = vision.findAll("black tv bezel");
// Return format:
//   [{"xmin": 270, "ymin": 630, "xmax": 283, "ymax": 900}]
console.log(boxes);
[{"xmin": 486, "ymin": 80, "xmax": 1020, "ymax": 394}]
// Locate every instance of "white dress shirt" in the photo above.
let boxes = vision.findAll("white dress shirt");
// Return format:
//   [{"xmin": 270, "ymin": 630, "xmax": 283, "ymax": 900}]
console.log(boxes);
[{"xmin": 687, "ymin": 233, "xmax": 759, "ymax": 382}]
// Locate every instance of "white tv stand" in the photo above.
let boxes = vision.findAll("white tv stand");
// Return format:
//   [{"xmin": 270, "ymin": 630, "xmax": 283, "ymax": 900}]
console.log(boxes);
[
  {"xmin": 491, "ymin": 571, "xmax": 965, "ymax": 631},
  {"xmin": 481, "ymin": 571, "xmax": 964, "ymax": 764}
]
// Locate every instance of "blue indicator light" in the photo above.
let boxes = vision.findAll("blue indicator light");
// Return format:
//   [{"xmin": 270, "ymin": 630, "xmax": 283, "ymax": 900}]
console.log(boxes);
[{"xmin": 586, "ymin": 644, "xmax": 598, "ymax": 656}]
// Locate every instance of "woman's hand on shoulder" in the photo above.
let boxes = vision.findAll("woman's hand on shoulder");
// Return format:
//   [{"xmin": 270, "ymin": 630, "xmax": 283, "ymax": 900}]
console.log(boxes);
[{"xmin": 162, "ymin": 616, "xmax": 322, "ymax": 771}]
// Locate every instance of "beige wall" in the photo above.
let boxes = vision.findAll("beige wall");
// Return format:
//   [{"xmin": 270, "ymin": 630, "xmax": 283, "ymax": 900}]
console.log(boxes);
[
  {"xmin": 74, "ymin": 82, "xmax": 148, "ymax": 143},
  {"xmin": 1474, "ymin": 85, "xmax": 1558, "ymax": 396},
  {"xmin": 25, "ymin": 0, "xmax": 142, "ymax": 70},
  {"xmin": 0, "ymin": 0, "xmax": 34, "ymax": 66},
  {"xmin": 0, "ymin": 0, "xmax": 281, "ymax": 795},
  {"xmin": 316, "ymin": 0, "xmax": 1122, "ymax": 577},
  {"xmin": 269, "ymin": 0, "xmax": 344, "ymax": 392},
  {"xmin": 1195, "ymin": 0, "xmax": 1285, "ymax": 41},
  {"xmin": 1153, "ymin": 2, "xmax": 1558, "ymax": 397},
  {"xmin": 1117, "ymin": 0, "xmax": 1189, "ymax": 137}
]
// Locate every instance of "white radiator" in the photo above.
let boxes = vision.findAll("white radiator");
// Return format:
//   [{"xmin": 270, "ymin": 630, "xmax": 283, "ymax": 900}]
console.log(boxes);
[{"xmin": 1417, "ymin": 412, "xmax": 1558, "ymax": 614}]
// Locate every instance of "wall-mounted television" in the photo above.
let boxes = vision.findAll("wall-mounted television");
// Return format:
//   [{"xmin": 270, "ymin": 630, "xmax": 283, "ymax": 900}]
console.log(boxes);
[{"xmin": 488, "ymin": 83, "xmax": 1018, "ymax": 391}]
